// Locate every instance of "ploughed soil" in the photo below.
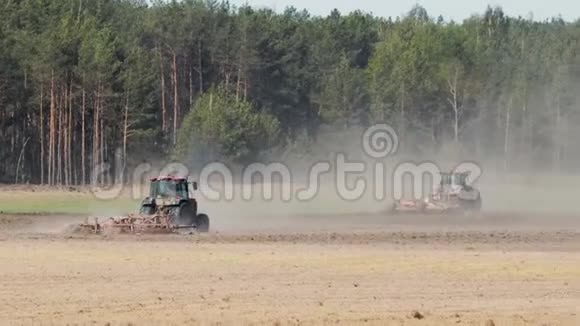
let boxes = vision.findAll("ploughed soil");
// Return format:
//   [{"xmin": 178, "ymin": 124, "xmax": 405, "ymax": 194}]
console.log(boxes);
[{"xmin": 0, "ymin": 210, "xmax": 578, "ymax": 325}]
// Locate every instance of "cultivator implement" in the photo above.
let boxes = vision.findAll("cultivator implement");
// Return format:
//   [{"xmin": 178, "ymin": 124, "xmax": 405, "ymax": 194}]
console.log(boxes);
[
  {"xmin": 79, "ymin": 212, "xmax": 198, "ymax": 234},
  {"xmin": 78, "ymin": 175, "xmax": 210, "ymax": 234},
  {"xmin": 392, "ymin": 197, "xmax": 468, "ymax": 214},
  {"xmin": 391, "ymin": 172, "xmax": 482, "ymax": 214}
]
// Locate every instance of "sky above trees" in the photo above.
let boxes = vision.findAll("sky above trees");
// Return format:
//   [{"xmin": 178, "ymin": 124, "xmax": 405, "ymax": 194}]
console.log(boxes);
[{"xmin": 230, "ymin": 0, "xmax": 578, "ymax": 22}]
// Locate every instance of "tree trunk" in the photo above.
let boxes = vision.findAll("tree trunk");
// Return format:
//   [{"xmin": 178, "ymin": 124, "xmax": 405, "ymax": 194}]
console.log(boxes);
[
  {"xmin": 158, "ymin": 46, "xmax": 167, "ymax": 133},
  {"xmin": 81, "ymin": 83, "xmax": 86, "ymax": 186},
  {"xmin": 93, "ymin": 85, "xmax": 100, "ymax": 185},
  {"xmin": 100, "ymin": 102, "xmax": 105, "ymax": 185},
  {"xmin": 399, "ymin": 82, "xmax": 406, "ymax": 140},
  {"xmin": 172, "ymin": 51, "xmax": 179, "ymax": 145},
  {"xmin": 520, "ymin": 84, "xmax": 529, "ymax": 169},
  {"xmin": 447, "ymin": 65, "xmax": 460, "ymax": 143},
  {"xmin": 236, "ymin": 46, "xmax": 243, "ymax": 102},
  {"xmin": 77, "ymin": 0, "xmax": 83, "ymax": 22},
  {"xmin": 453, "ymin": 106, "xmax": 459, "ymax": 143},
  {"xmin": 431, "ymin": 116, "xmax": 437, "ymax": 144},
  {"xmin": 197, "ymin": 39, "xmax": 203, "ymax": 93},
  {"xmin": 554, "ymin": 93, "xmax": 562, "ymax": 171},
  {"xmin": 562, "ymin": 114, "xmax": 569, "ymax": 171},
  {"xmin": 189, "ymin": 63, "xmax": 193, "ymax": 109},
  {"xmin": 68, "ymin": 82, "xmax": 73, "ymax": 185},
  {"xmin": 40, "ymin": 84, "xmax": 44, "ymax": 185},
  {"xmin": 101, "ymin": 116, "xmax": 105, "ymax": 184},
  {"xmin": 49, "ymin": 73, "xmax": 55, "ymax": 185},
  {"xmin": 123, "ymin": 96, "xmax": 129, "ymax": 181},
  {"xmin": 15, "ymin": 138, "xmax": 30, "ymax": 184},
  {"xmin": 504, "ymin": 96, "xmax": 512, "ymax": 171},
  {"xmin": 57, "ymin": 86, "xmax": 62, "ymax": 186},
  {"xmin": 63, "ymin": 83, "xmax": 68, "ymax": 186}
]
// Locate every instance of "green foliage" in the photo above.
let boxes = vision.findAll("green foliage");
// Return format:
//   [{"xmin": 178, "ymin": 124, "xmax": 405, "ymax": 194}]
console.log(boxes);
[
  {"xmin": 368, "ymin": 11, "xmax": 444, "ymax": 125},
  {"xmin": 174, "ymin": 87, "xmax": 280, "ymax": 163},
  {"xmin": 0, "ymin": 1, "xmax": 579, "ymax": 183},
  {"xmin": 315, "ymin": 55, "xmax": 369, "ymax": 127}
]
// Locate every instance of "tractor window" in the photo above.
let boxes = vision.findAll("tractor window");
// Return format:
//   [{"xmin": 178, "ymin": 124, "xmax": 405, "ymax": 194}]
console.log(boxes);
[
  {"xmin": 454, "ymin": 174, "xmax": 468, "ymax": 186},
  {"xmin": 150, "ymin": 180, "xmax": 188, "ymax": 198},
  {"xmin": 440, "ymin": 174, "xmax": 452, "ymax": 185},
  {"xmin": 441, "ymin": 174, "xmax": 468, "ymax": 186},
  {"xmin": 150, "ymin": 181, "xmax": 176, "ymax": 197},
  {"xmin": 175, "ymin": 182, "xmax": 188, "ymax": 199},
  {"xmin": 159, "ymin": 181, "xmax": 176, "ymax": 197},
  {"xmin": 149, "ymin": 181, "xmax": 159, "ymax": 197}
]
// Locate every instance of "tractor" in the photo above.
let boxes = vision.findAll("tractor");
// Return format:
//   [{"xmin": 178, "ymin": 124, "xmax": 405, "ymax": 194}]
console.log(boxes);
[
  {"xmin": 80, "ymin": 176, "xmax": 209, "ymax": 234},
  {"xmin": 139, "ymin": 176, "xmax": 210, "ymax": 232},
  {"xmin": 391, "ymin": 171, "xmax": 482, "ymax": 214}
]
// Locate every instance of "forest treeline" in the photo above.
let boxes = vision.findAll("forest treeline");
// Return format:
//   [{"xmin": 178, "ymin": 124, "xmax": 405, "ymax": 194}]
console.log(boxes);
[{"xmin": 0, "ymin": 0, "xmax": 579, "ymax": 185}]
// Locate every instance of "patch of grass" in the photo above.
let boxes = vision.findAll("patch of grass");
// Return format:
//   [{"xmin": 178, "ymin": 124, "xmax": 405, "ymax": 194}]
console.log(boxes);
[{"xmin": 0, "ymin": 191, "xmax": 138, "ymax": 215}]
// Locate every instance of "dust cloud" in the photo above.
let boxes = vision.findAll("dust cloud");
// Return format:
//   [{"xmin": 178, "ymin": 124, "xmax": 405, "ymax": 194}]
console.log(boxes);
[{"xmin": 192, "ymin": 125, "xmax": 580, "ymax": 233}]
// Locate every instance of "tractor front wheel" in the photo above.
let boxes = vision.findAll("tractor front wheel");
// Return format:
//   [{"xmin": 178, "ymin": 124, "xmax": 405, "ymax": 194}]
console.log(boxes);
[{"xmin": 139, "ymin": 205, "xmax": 155, "ymax": 215}]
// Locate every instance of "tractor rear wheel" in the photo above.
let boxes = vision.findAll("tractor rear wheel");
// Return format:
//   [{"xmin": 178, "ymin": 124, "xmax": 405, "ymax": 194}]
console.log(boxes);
[
  {"xmin": 473, "ymin": 194, "xmax": 482, "ymax": 211},
  {"xmin": 460, "ymin": 194, "xmax": 482, "ymax": 214},
  {"xmin": 195, "ymin": 214, "xmax": 210, "ymax": 232},
  {"xmin": 168, "ymin": 203, "xmax": 196, "ymax": 226},
  {"xmin": 176, "ymin": 202, "xmax": 196, "ymax": 226}
]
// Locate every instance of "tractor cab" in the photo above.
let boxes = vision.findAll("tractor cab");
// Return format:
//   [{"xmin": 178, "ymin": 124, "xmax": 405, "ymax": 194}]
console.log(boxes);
[
  {"xmin": 433, "ymin": 172, "xmax": 472, "ymax": 200},
  {"xmin": 148, "ymin": 176, "xmax": 199, "ymax": 200},
  {"xmin": 139, "ymin": 176, "xmax": 208, "ymax": 231},
  {"xmin": 142, "ymin": 176, "xmax": 199, "ymax": 215},
  {"xmin": 150, "ymin": 177, "xmax": 188, "ymax": 199},
  {"xmin": 439, "ymin": 172, "xmax": 470, "ymax": 187},
  {"xmin": 392, "ymin": 171, "xmax": 481, "ymax": 214}
]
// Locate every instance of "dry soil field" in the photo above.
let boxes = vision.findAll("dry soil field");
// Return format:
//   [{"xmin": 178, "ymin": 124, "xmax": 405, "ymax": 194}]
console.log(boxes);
[
  {"xmin": 0, "ymin": 212, "xmax": 579, "ymax": 325},
  {"xmin": 0, "ymin": 186, "xmax": 579, "ymax": 325}
]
